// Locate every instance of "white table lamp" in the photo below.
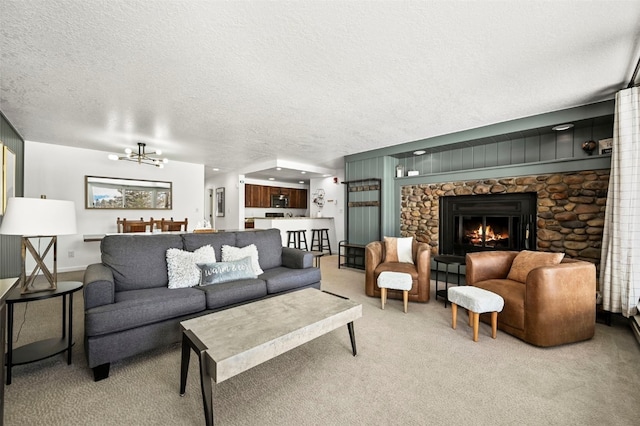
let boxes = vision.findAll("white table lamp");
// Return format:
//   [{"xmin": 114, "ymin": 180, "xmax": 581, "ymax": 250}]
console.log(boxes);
[{"xmin": 0, "ymin": 197, "xmax": 77, "ymax": 294}]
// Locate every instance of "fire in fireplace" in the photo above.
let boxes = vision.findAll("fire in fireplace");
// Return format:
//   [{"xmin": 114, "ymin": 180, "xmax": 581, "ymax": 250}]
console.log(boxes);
[
  {"xmin": 440, "ymin": 193, "xmax": 536, "ymax": 256},
  {"xmin": 457, "ymin": 216, "xmax": 510, "ymax": 248}
]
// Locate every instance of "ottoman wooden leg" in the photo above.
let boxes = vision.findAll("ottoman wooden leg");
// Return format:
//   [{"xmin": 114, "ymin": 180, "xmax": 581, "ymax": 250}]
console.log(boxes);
[
  {"xmin": 468, "ymin": 309, "xmax": 472, "ymax": 327},
  {"xmin": 451, "ymin": 303, "xmax": 458, "ymax": 329},
  {"xmin": 380, "ymin": 288, "xmax": 387, "ymax": 310},
  {"xmin": 491, "ymin": 311, "xmax": 498, "ymax": 339},
  {"xmin": 403, "ymin": 290, "xmax": 408, "ymax": 313},
  {"xmin": 472, "ymin": 312, "xmax": 480, "ymax": 342}
]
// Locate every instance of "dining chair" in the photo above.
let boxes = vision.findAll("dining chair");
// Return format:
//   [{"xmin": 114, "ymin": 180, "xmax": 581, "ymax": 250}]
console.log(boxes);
[
  {"xmin": 160, "ymin": 217, "xmax": 188, "ymax": 232},
  {"xmin": 117, "ymin": 217, "xmax": 153, "ymax": 233}
]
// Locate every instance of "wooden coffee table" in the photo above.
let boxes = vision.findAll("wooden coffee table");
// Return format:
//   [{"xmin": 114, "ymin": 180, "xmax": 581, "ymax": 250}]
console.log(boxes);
[{"xmin": 179, "ymin": 288, "xmax": 362, "ymax": 425}]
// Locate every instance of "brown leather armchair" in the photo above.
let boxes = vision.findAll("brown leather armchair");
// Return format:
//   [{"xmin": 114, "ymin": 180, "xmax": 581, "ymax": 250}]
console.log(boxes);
[
  {"xmin": 466, "ymin": 251, "xmax": 596, "ymax": 347},
  {"xmin": 365, "ymin": 240, "xmax": 431, "ymax": 303}
]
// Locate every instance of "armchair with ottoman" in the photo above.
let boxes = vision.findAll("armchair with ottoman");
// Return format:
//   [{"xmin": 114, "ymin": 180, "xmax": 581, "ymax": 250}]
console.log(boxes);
[
  {"xmin": 365, "ymin": 236, "xmax": 431, "ymax": 304},
  {"xmin": 465, "ymin": 250, "xmax": 596, "ymax": 347}
]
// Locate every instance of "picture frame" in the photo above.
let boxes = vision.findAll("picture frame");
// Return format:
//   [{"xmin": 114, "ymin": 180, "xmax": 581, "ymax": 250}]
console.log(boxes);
[
  {"xmin": 598, "ymin": 138, "xmax": 613, "ymax": 155},
  {"xmin": 216, "ymin": 187, "xmax": 225, "ymax": 217},
  {"xmin": 3, "ymin": 145, "xmax": 16, "ymax": 214},
  {"xmin": 0, "ymin": 140, "xmax": 3, "ymax": 214}
]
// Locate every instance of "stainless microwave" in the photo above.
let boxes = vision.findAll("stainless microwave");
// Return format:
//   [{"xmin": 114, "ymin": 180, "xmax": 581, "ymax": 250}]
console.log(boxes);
[{"xmin": 271, "ymin": 194, "xmax": 289, "ymax": 208}]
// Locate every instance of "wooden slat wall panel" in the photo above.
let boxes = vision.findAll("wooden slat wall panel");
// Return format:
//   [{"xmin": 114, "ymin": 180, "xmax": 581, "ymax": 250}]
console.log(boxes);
[
  {"xmin": 0, "ymin": 111, "xmax": 25, "ymax": 278},
  {"xmin": 345, "ymin": 157, "xmax": 384, "ymax": 245},
  {"xmin": 391, "ymin": 121, "xmax": 614, "ymax": 175}
]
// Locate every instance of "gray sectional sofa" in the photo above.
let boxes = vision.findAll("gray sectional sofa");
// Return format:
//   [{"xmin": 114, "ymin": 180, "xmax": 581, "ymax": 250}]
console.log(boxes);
[{"xmin": 83, "ymin": 228, "xmax": 321, "ymax": 381}]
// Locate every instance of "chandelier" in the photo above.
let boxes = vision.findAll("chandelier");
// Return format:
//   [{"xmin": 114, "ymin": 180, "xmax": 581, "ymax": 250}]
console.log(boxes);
[{"xmin": 108, "ymin": 142, "xmax": 169, "ymax": 168}]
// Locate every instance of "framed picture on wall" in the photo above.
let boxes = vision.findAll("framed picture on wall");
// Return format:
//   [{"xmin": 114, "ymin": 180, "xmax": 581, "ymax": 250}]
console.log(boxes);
[
  {"xmin": 216, "ymin": 187, "xmax": 225, "ymax": 217},
  {"xmin": 0, "ymin": 140, "xmax": 3, "ymax": 213},
  {"xmin": 3, "ymin": 145, "xmax": 16, "ymax": 214}
]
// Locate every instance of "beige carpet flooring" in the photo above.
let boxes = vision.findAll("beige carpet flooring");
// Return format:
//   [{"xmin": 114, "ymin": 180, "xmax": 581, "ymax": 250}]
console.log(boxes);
[{"xmin": 4, "ymin": 256, "xmax": 640, "ymax": 425}]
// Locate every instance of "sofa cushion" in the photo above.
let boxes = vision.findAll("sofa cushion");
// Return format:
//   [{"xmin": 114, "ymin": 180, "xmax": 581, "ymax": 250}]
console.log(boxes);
[
  {"xmin": 85, "ymin": 287, "xmax": 206, "ymax": 336},
  {"xmin": 197, "ymin": 278, "xmax": 268, "ymax": 310},
  {"xmin": 167, "ymin": 245, "xmax": 216, "ymax": 289},
  {"xmin": 222, "ymin": 244, "xmax": 264, "ymax": 275},
  {"xmin": 260, "ymin": 266, "xmax": 322, "ymax": 294},
  {"xmin": 236, "ymin": 228, "xmax": 283, "ymax": 270},
  {"xmin": 101, "ymin": 234, "xmax": 184, "ymax": 292},
  {"xmin": 507, "ymin": 250, "xmax": 565, "ymax": 283},
  {"xmin": 197, "ymin": 257, "xmax": 256, "ymax": 286},
  {"xmin": 383, "ymin": 236, "xmax": 414, "ymax": 264},
  {"xmin": 181, "ymin": 232, "xmax": 237, "ymax": 261}
]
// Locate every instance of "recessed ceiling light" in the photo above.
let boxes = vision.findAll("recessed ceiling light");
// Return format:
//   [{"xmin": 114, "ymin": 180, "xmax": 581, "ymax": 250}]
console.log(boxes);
[
  {"xmin": 301, "ymin": 171, "xmax": 306, "ymax": 174},
  {"xmin": 298, "ymin": 180, "xmax": 304, "ymax": 184},
  {"xmin": 552, "ymin": 123, "xmax": 574, "ymax": 131},
  {"xmin": 268, "ymin": 177, "xmax": 275, "ymax": 181},
  {"xmin": 322, "ymin": 174, "xmax": 331, "ymax": 177},
  {"xmin": 413, "ymin": 150, "xmax": 426, "ymax": 155},
  {"xmin": 276, "ymin": 167, "xmax": 282, "ymax": 171},
  {"xmin": 212, "ymin": 168, "xmax": 219, "ymax": 171}
]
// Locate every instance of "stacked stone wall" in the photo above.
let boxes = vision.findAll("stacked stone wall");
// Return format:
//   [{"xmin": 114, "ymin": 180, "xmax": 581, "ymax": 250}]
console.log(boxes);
[{"xmin": 400, "ymin": 169, "xmax": 610, "ymax": 271}]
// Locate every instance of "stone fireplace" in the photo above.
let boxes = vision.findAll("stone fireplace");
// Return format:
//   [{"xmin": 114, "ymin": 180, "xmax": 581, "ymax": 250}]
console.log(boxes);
[
  {"xmin": 400, "ymin": 169, "xmax": 609, "ymax": 271},
  {"xmin": 439, "ymin": 193, "xmax": 537, "ymax": 256}
]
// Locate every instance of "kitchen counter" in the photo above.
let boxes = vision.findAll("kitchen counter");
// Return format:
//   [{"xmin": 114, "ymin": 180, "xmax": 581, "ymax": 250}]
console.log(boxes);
[{"xmin": 254, "ymin": 217, "xmax": 336, "ymax": 252}]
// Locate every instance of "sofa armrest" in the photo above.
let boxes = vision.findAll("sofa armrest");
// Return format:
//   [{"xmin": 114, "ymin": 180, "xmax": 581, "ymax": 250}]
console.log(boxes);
[
  {"xmin": 524, "ymin": 261, "xmax": 596, "ymax": 346},
  {"xmin": 465, "ymin": 251, "xmax": 518, "ymax": 285},
  {"xmin": 281, "ymin": 247, "xmax": 314, "ymax": 269},
  {"xmin": 83, "ymin": 263, "xmax": 116, "ymax": 310}
]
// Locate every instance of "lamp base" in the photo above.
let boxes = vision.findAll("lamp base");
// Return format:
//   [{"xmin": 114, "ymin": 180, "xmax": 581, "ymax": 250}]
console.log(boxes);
[{"xmin": 20, "ymin": 236, "xmax": 58, "ymax": 294}]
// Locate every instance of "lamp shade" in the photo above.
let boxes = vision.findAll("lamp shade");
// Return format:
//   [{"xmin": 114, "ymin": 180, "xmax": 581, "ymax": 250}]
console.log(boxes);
[{"xmin": 0, "ymin": 197, "xmax": 77, "ymax": 236}]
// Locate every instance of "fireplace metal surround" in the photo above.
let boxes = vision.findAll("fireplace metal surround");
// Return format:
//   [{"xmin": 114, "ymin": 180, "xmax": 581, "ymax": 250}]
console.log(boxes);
[{"xmin": 439, "ymin": 193, "xmax": 537, "ymax": 256}]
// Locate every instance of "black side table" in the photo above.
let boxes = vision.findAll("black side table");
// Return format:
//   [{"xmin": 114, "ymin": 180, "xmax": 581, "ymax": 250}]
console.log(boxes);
[
  {"xmin": 433, "ymin": 255, "xmax": 465, "ymax": 307},
  {"xmin": 5, "ymin": 281, "xmax": 83, "ymax": 385}
]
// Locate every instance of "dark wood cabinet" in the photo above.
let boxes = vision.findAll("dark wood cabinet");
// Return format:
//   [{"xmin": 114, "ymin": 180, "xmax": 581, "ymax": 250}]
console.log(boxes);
[
  {"xmin": 290, "ymin": 188, "xmax": 307, "ymax": 209},
  {"xmin": 259, "ymin": 186, "xmax": 270, "ymax": 207},
  {"xmin": 290, "ymin": 189, "xmax": 300, "ymax": 209},
  {"xmin": 245, "ymin": 184, "xmax": 261, "ymax": 207},
  {"xmin": 245, "ymin": 185, "xmax": 307, "ymax": 208}
]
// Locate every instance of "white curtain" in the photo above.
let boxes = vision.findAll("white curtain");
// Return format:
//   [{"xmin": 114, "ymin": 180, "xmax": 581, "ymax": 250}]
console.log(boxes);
[{"xmin": 600, "ymin": 86, "xmax": 640, "ymax": 317}]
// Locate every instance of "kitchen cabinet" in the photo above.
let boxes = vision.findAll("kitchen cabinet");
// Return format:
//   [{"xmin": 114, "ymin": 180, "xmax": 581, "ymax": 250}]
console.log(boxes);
[
  {"xmin": 245, "ymin": 184, "xmax": 307, "ymax": 208},
  {"xmin": 259, "ymin": 186, "xmax": 270, "ymax": 207},
  {"xmin": 290, "ymin": 188, "xmax": 308, "ymax": 209},
  {"xmin": 245, "ymin": 184, "xmax": 261, "ymax": 207}
]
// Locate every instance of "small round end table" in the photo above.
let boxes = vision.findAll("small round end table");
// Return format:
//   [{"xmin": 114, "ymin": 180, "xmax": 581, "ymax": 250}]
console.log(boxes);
[
  {"xmin": 5, "ymin": 281, "xmax": 83, "ymax": 385},
  {"xmin": 433, "ymin": 255, "xmax": 465, "ymax": 307}
]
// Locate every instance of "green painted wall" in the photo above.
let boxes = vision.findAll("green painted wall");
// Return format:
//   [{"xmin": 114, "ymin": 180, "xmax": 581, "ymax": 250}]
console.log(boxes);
[
  {"xmin": 344, "ymin": 100, "xmax": 615, "ymax": 245},
  {"xmin": 0, "ymin": 110, "xmax": 25, "ymax": 278}
]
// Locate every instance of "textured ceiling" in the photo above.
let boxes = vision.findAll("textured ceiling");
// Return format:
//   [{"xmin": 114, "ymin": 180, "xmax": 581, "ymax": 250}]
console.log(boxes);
[{"xmin": 1, "ymin": 1, "xmax": 639, "ymax": 181}]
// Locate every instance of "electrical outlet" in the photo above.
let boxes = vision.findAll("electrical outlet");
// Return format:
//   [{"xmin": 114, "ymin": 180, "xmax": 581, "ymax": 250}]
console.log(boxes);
[{"xmin": 68, "ymin": 250, "xmax": 75, "ymax": 258}]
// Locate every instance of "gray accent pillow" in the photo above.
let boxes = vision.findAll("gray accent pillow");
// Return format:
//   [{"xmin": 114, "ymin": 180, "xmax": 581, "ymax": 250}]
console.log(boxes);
[{"xmin": 197, "ymin": 257, "xmax": 257, "ymax": 286}]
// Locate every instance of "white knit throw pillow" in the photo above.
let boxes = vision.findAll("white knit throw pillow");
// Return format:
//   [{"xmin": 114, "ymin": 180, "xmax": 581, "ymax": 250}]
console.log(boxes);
[
  {"xmin": 166, "ymin": 245, "xmax": 216, "ymax": 289},
  {"xmin": 221, "ymin": 244, "xmax": 264, "ymax": 275}
]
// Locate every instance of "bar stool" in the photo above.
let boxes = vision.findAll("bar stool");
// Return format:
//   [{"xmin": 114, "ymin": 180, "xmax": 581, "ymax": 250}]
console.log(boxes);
[
  {"xmin": 287, "ymin": 230, "xmax": 308, "ymax": 251},
  {"xmin": 310, "ymin": 228, "xmax": 332, "ymax": 254}
]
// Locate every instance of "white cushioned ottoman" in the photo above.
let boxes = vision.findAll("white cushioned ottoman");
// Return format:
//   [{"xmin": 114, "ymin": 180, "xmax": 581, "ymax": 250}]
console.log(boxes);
[
  {"xmin": 448, "ymin": 286, "xmax": 504, "ymax": 342},
  {"xmin": 377, "ymin": 271, "xmax": 412, "ymax": 313}
]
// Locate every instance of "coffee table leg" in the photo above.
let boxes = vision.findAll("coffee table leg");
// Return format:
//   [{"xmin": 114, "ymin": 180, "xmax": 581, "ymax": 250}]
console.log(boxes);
[
  {"xmin": 180, "ymin": 330, "xmax": 215, "ymax": 426},
  {"xmin": 180, "ymin": 332, "xmax": 191, "ymax": 396},
  {"xmin": 198, "ymin": 350, "xmax": 214, "ymax": 426},
  {"xmin": 347, "ymin": 322, "xmax": 357, "ymax": 356}
]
